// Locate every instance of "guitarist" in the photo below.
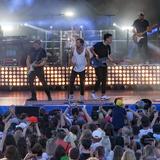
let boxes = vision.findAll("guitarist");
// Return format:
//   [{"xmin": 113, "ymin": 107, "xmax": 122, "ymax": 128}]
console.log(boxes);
[
  {"xmin": 26, "ymin": 40, "xmax": 52, "ymax": 101},
  {"xmin": 132, "ymin": 12, "xmax": 150, "ymax": 62},
  {"xmin": 90, "ymin": 33, "xmax": 114, "ymax": 100}
]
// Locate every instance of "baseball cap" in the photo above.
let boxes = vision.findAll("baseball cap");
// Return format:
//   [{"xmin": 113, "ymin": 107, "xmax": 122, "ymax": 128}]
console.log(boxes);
[
  {"xmin": 139, "ymin": 12, "xmax": 144, "ymax": 16},
  {"xmin": 16, "ymin": 122, "xmax": 27, "ymax": 129},
  {"xmin": 92, "ymin": 129, "xmax": 103, "ymax": 139},
  {"xmin": 26, "ymin": 116, "xmax": 38, "ymax": 123}
]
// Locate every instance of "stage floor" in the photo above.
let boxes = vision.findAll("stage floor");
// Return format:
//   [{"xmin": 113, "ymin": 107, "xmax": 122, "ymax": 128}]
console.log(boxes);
[{"xmin": 0, "ymin": 90, "xmax": 160, "ymax": 106}]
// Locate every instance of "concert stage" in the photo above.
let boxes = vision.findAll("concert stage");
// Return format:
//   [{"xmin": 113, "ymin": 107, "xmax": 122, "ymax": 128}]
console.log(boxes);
[{"xmin": 0, "ymin": 90, "xmax": 160, "ymax": 115}]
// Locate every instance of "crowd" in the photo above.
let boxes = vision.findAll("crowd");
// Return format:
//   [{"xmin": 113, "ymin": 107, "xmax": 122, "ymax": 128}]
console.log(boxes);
[{"xmin": 0, "ymin": 97, "xmax": 160, "ymax": 160}]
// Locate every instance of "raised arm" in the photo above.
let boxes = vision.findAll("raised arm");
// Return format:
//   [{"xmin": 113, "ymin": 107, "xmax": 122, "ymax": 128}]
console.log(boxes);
[
  {"xmin": 0, "ymin": 121, "xmax": 11, "ymax": 152},
  {"xmin": 82, "ymin": 105, "xmax": 93, "ymax": 123}
]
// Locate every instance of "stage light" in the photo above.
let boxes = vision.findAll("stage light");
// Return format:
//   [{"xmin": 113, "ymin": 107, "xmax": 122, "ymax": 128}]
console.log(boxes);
[
  {"xmin": 80, "ymin": 25, "xmax": 83, "ymax": 29},
  {"xmin": 121, "ymin": 26, "xmax": 133, "ymax": 31},
  {"xmin": 64, "ymin": 11, "xmax": 74, "ymax": 17},
  {"xmin": 50, "ymin": 26, "xmax": 53, "ymax": 29},
  {"xmin": 1, "ymin": 24, "xmax": 14, "ymax": 32},
  {"xmin": 113, "ymin": 23, "xmax": 117, "ymax": 27}
]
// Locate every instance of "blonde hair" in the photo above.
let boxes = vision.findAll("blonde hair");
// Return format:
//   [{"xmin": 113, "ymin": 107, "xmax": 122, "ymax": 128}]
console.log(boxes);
[
  {"xmin": 143, "ymin": 144, "xmax": 155, "ymax": 158},
  {"xmin": 121, "ymin": 149, "xmax": 136, "ymax": 160}
]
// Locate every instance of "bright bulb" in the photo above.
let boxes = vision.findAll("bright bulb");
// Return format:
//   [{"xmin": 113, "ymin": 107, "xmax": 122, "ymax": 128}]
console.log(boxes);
[
  {"xmin": 113, "ymin": 23, "xmax": 117, "ymax": 26},
  {"xmin": 121, "ymin": 26, "xmax": 133, "ymax": 31},
  {"xmin": 1, "ymin": 24, "xmax": 14, "ymax": 32},
  {"xmin": 64, "ymin": 11, "xmax": 74, "ymax": 17}
]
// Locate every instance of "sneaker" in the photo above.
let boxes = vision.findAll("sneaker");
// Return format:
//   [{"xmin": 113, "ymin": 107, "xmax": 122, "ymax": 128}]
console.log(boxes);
[
  {"xmin": 91, "ymin": 93, "xmax": 99, "ymax": 100},
  {"xmin": 68, "ymin": 95, "xmax": 74, "ymax": 102},
  {"xmin": 78, "ymin": 95, "xmax": 85, "ymax": 103},
  {"xmin": 101, "ymin": 95, "xmax": 110, "ymax": 100},
  {"xmin": 26, "ymin": 97, "xmax": 37, "ymax": 101},
  {"xmin": 48, "ymin": 97, "xmax": 52, "ymax": 101}
]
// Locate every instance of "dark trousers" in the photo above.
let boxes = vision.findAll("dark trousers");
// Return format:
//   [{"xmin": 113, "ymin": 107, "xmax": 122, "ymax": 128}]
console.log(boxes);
[
  {"xmin": 138, "ymin": 38, "xmax": 149, "ymax": 61},
  {"xmin": 94, "ymin": 67, "xmax": 107, "ymax": 94},
  {"xmin": 69, "ymin": 69, "xmax": 85, "ymax": 95},
  {"xmin": 28, "ymin": 68, "xmax": 51, "ymax": 99}
]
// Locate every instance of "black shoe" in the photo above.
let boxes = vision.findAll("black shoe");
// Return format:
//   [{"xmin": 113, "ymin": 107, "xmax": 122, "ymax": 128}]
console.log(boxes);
[
  {"xmin": 48, "ymin": 97, "xmax": 52, "ymax": 101},
  {"xmin": 26, "ymin": 97, "xmax": 37, "ymax": 101},
  {"xmin": 78, "ymin": 100, "xmax": 84, "ymax": 104}
]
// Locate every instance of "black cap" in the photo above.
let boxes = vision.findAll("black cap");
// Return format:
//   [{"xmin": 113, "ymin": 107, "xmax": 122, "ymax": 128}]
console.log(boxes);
[{"xmin": 139, "ymin": 12, "xmax": 144, "ymax": 16}]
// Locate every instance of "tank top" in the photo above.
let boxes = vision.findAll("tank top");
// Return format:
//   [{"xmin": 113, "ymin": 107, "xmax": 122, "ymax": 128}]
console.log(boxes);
[{"xmin": 72, "ymin": 47, "xmax": 87, "ymax": 72}]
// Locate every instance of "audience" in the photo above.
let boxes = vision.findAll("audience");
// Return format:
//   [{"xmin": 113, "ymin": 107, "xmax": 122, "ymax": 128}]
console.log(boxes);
[{"xmin": 0, "ymin": 98, "xmax": 160, "ymax": 160}]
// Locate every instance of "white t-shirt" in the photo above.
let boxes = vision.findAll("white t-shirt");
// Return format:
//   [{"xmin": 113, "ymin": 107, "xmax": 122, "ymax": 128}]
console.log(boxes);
[{"xmin": 138, "ymin": 128, "xmax": 153, "ymax": 138}]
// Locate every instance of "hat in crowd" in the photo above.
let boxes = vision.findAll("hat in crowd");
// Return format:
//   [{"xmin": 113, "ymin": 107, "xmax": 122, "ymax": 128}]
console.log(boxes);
[
  {"xmin": 92, "ymin": 129, "xmax": 103, "ymax": 139},
  {"xmin": 16, "ymin": 122, "xmax": 27, "ymax": 129},
  {"xmin": 27, "ymin": 116, "xmax": 38, "ymax": 123},
  {"xmin": 114, "ymin": 97, "xmax": 124, "ymax": 107}
]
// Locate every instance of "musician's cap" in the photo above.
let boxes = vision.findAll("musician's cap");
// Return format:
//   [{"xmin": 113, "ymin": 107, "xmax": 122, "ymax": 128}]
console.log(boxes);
[
  {"xmin": 139, "ymin": 12, "xmax": 144, "ymax": 16},
  {"xmin": 33, "ymin": 39, "xmax": 41, "ymax": 45}
]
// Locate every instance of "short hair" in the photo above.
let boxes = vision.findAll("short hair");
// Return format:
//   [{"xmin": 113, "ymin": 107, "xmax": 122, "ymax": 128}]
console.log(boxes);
[
  {"xmin": 56, "ymin": 129, "xmax": 66, "ymax": 139},
  {"xmin": 5, "ymin": 145, "xmax": 20, "ymax": 160},
  {"xmin": 76, "ymin": 38, "xmax": 84, "ymax": 45},
  {"xmin": 141, "ymin": 116, "xmax": 150, "ymax": 128},
  {"xmin": 31, "ymin": 143, "xmax": 43, "ymax": 157},
  {"xmin": 69, "ymin": 148, "xmax": 80, "ymax": 160},
  {"xmin": 103, "ymin": 33, "xmax": 112, "ymax": 41},
  {"xmin": 95, "ymin": 146, "xmax": 105, "ymax": 158},
  {"xmin": 115, "ymin": 136, "xmax": 124, "ymax": 148},
  {"xmin": 33, "ymin": 40, "xmax": 41, "ymax": 45},
  {"xmin": 81, "ymin": 138, "xmax": 92, "ymax": 149}
]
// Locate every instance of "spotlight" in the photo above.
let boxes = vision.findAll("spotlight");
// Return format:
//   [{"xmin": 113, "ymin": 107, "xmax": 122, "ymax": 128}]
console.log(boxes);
[
  {"xmin": 80, "ymin": 25, "xmax": 83, "ymax": 29},
  {"xmin": 50, "ymin": 26, "xmax": 53, "ymax": 29},
  {"xmin": 1, "ymin": 24, "xmax": 14, "ymax": 32},
  {"xmin": 24, "ymin": 23, "xmax": 28, "ymax": 26},
  {"xmin": 113, "ymin": 22, "xmax": 117, "ymax": 27},
  {"xmin": 64, "ymin": 11, "xmax": 74, "ymax": 17},
  {"xmin": 121, "ymin": 26, "xmax": 133, "ymax": 31}
]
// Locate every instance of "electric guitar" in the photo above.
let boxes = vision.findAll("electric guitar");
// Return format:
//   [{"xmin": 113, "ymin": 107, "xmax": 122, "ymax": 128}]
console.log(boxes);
[
  {"xmin": 28, "ymin": 59, "xmax": 44, "ymax": 74},
  {"xmin": 133, "ymin": 24, "xmax": 157, "ymax": 43},
  {"xmin": 90, "ymin": 57, "xmax": 107, "ymax": 68},
  {"xmin": 90, "ymin": 57, "xmax": 121, "ymax": 68}
]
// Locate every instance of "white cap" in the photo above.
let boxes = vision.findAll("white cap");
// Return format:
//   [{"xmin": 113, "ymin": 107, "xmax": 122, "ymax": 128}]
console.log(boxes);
[
  {"xmin": 92, "ymin": 129, "xmax": 103, "ymax": 139},
  {"xmin": 16, "ymin": 122, "xmax": 27, "ymax": 129}
]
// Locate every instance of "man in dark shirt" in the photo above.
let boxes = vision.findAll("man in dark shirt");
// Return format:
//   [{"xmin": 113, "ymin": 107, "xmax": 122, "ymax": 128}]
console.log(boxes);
[
  {"xmin": 133, "ymin": 12, "xmax": 150, "ymax": 62},
  {"xmin": 90, "ymin": 33, "xmax": 114, "ymax": 100},
  {"xmin": 26, "ymin": 40, "xmax": 52, "ymax": 101}
]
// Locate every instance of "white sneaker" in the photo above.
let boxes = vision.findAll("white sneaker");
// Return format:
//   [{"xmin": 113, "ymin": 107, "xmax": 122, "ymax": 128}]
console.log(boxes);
[
  {"xmin": 91, "ymin": 93, "xmax": 99, "ymax": 100},
  {"xmin": 101, "ymin": 95, "xmax": 110, "ymax": 100},
  {"xmin": 68, "ymin": 95, "xmax": 74, "ymax": 101}
]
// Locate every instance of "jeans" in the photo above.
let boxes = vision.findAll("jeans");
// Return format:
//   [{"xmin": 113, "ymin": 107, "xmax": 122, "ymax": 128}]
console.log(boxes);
[
  {"xmin": 93, "ymin": 66, "xmax": 107, "ymax": 94},
  {"xmin": 69, "ymin": 69, "xmax": 85, "ymax": 95},
  {"xmin": 28, "ymin": 68, "xmax": 51, "ymax": 98}
]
